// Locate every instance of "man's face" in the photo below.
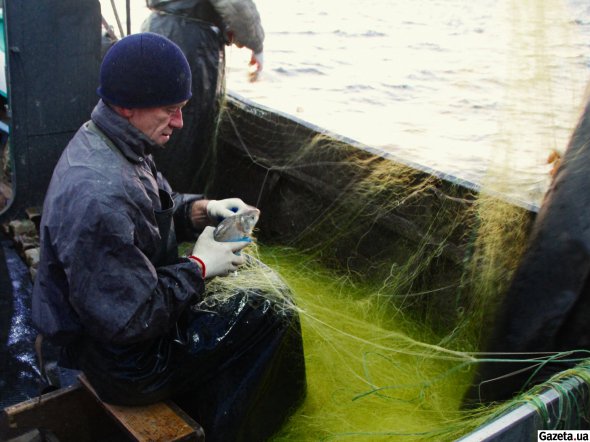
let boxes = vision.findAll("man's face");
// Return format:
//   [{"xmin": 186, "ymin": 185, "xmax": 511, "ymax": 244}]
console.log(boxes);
[{"xmin": 127, "ymin": 101, "xmax": 188, "ymax": 145}]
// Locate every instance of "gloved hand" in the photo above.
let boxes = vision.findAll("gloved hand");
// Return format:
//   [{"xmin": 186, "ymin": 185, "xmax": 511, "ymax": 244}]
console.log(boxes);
[
  {"xmin": 206, "ymin": 198, "xmax": 250, "ymax": 223},
  {"xmin": 191, "ymin": 226, "xmax": 249, "ymax": 278},
  {"xmin": 250, "ymin": 51, "xmax": 263, "ymax": 72},
  {"xmin": 248, "ymin": 51, "xmax": 263, "ymax": 82}
]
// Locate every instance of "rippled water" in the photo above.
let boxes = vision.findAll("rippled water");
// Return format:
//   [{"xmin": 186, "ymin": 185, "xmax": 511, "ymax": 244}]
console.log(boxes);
[{"xmin": 106, "ymin": 0, "xmax": 590, "ymax": 206}]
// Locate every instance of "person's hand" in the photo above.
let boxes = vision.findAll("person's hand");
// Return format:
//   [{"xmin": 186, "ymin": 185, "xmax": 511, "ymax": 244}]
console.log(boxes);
[
  {"xmin": 248, "ymin": 51, "xmax": 263, "ymax": 82},
  {"xmin": 189, "ymin": 199, "xmax": 209, "ymax": 230},
  {"xmin": 206, "ymin": 198, "xmax": 250, "ymax": 222},
  {"xmin": 191, "ymin": 226, "xmax": 249, "ymax": 278},
  {"xmin": 547, "ymin": 149, "xmax": 562, "ymax": 177}
]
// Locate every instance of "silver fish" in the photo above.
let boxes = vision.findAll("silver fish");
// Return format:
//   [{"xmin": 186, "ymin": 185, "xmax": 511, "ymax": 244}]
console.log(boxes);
[{"xmin": 213, "ymin": 208, "xmax": 260, "ymax": 242}]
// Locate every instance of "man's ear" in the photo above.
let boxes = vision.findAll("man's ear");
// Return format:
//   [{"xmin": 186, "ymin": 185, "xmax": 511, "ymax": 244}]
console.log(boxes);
[{"xmin": 111, "ymin": 105, "xmax": 135, "ymax": 119}]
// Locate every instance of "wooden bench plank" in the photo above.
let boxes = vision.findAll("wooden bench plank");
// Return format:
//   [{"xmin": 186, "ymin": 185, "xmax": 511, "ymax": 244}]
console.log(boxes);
[
  {"xmin": 78, "ymin": 374, "xmax": 204, "ymax": 442},
  {"xmin": 1, "ymin": 384, "xmax": 127, "ymax": 442}
]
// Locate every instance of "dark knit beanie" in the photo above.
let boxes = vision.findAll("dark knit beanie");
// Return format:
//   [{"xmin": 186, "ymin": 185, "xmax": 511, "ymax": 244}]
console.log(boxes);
[{"xmin": 97, "ymin": 32, "xmax": 192, "ymax": 108}]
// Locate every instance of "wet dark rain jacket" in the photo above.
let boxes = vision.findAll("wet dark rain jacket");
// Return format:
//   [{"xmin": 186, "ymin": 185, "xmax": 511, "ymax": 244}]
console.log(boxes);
[
  {"xmin": 32, "ymin": 100, "xmax": 205, "ymax": 346},
  {"xmin": 31, "ymin": 101, "xmax": 307, "ymax": 441},
  {"xmin": 145, "ymin": 0, "xmax": 265, "ymax": 54}
]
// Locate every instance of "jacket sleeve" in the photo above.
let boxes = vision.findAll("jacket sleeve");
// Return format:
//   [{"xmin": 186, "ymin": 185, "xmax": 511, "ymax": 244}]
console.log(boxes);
[
  {"xmin": 209, "ymin": 0, "xmax": 265, "ymax": 53},
  {"xmin": 172, "ymin": 192, "xmax": 205, "ymax": 241},
  {"xmin": 156, "ymin": 170, "xmax": 204, "ymax": 241},
  {"xmin": 62, "ymin": 200, "xmax": 205, "ymax": 345}
]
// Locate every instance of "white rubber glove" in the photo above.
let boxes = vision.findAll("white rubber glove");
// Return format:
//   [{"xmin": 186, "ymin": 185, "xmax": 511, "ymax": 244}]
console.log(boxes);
[
  {"xmin": 206, "ymin": 198, "xmax": 250, "ymax": 223},
  {"xmin": 191, "ymin": 226, "xmax": 249, "ymax": 278},
  {"xmin": 250, "ymin": 51, "xmax": 263, "ymax": 72},
  {"xmin": 248, "ymin": 51, "xmax": 263, "ymax": 82}
]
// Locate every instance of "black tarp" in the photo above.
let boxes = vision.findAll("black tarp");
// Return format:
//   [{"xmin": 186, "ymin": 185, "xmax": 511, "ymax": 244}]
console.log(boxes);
[
  {"xmin": 465, "ymin": 97, "xmax": 590, "ymax": 405},
  {"xmin": 0, "ymin": 232, "xmax": 38, "ymax": 407}
]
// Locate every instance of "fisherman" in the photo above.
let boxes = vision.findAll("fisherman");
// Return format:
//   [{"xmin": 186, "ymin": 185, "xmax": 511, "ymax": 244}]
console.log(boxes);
[
  {"xmin": 32, "ymin": 32, "xmax": 305, "ymax": 441},
  {"xmin": 140, "ymin": 0, "xmax": 265, "ymax": 193}
]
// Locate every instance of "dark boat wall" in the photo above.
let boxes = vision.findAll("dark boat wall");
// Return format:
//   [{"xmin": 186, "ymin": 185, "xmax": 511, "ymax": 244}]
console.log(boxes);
[
  {"xmin": 211, "ymin": 94, "xmax": 537, "ymax": 334},
  {"xmin": 0, "ymin": 0, "xmax": 102, "ymax": 222}
]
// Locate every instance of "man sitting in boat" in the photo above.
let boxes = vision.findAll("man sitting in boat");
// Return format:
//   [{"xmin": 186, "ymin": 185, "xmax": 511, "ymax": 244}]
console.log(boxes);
[{"xmin": 31, "ymin": 32, "xmax": 306, "ymax": 441}]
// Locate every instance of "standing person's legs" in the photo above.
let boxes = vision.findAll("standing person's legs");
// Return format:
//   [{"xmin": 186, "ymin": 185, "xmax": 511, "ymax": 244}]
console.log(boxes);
[{"xmin": 142, "ymin": 13, "xmax": 225, "ymax": 193}]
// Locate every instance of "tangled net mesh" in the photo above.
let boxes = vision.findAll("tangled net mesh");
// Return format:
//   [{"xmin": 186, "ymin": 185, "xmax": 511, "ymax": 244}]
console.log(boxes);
[{"xmin": 191, "ymin": 94, "xmax": 590, "ymax": 440}]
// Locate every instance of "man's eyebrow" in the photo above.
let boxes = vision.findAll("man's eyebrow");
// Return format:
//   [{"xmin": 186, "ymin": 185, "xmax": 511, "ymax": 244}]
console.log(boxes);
[{"xmin": 169, "ymin": 103, "xmax": 187, "ymax": 110}]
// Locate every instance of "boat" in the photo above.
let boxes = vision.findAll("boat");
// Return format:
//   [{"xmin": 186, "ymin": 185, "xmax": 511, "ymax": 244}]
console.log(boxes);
[{"xmin": 2, "ymin": 0, "xmax": 590, "ymax": 440}]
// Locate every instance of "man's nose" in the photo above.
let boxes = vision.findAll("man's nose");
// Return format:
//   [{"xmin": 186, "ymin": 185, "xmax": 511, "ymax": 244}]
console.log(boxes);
[{"xmin": 170, "ymin": 108, "xmax": 183, "ymax": 129}]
